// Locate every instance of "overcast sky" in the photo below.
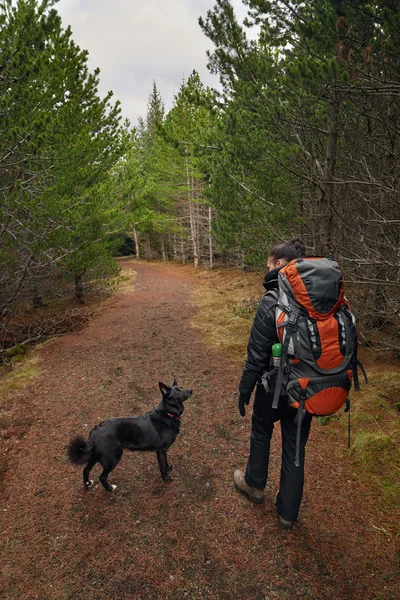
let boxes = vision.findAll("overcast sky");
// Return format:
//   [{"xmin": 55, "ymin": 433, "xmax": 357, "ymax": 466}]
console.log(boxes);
[{"xmin": 55, "ymin": 0, "xmax": 250, "ymax": 125}]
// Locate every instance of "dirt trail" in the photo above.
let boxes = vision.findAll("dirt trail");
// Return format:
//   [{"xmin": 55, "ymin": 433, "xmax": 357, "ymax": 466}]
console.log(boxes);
[{"xmin": 1, "ymin": 260, "xmax": 398, "ymax": 600}]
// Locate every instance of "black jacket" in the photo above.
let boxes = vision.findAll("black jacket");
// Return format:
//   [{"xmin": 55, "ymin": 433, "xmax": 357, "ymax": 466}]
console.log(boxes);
[{"xmin": 238, "ymin": 267, "xmax": 280, "ymax": 402}]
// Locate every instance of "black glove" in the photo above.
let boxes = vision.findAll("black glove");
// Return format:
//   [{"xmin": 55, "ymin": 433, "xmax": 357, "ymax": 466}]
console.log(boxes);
[{"xmin": 238, "ymin": 394, "xmax": 250, "ymax": 417}]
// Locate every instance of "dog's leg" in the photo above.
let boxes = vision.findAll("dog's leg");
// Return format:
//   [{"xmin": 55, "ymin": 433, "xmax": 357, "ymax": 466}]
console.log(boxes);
[
  {"xmin": 157, "ymin": 449, "xmax": 172, "ymax": 482},
  {"xmin": 98, "ymin": 449, "xmax": 122, "ymax": 492},
  {"xmin": 83, "ymin": 456, "xmax": 97, "ymax": 490},
  {"xmin": 99, "ymin": 468, "xmax": 116, "ymax": 492}
]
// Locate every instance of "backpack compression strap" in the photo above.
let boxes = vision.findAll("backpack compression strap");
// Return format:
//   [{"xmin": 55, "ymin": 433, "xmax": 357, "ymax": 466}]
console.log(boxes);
[
  {"xmin": 294, "ymin": 381, "xmax": 308, "ymax": 467},
  {"xmin": 272, "ymin": 310, "xmax": 298, "ymax": 410}
]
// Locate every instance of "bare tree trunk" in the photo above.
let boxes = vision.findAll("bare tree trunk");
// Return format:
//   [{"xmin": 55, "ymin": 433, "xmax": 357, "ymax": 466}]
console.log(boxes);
[
  {"xmin": 74, "ymin": 272, "xmax": 85, "ymax": 302},
  {"xmin": 147, "ymin": 235, "xmax": 151, "ymax": 259},
  {"xmin": 181, "ymin": 221, "xmax": 186, "ymax": 264},
  {"xmin": 161, "ymin": 236, "xmax": 166, "ymax": 261},
  {"xmin": 186, "ymin": 156, "xmax": 199, "ymax": 268},
  {"xmin": 372, "ymin": 97, "xmax": 400, "ymax": 323},
  {"xmin": 208, "ymin": 205, "xmax": 213, "ymax": 269},
  {"xmin": 189, "ymin": 202, "xmax": 199, "ymax": 268},
  {"xmin": 32, "ymin": 285, "xmax": 42, "ymax": 308},
  {"xmin": 318, "ymin": 95, "xmax": 340, "ymax": 254},
  {"xmin": 241, "ymin": 249, "xmax": 245, "ymax": 270},
  {"xmin": 133, "ymin": 228, "xmax": 140, "ymax": 259}
]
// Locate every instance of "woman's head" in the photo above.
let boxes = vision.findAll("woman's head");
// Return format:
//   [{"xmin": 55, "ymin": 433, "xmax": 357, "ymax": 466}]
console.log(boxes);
[{"xmin": 267, "ymin": 237, "xmax": 305, "ymax": 271}]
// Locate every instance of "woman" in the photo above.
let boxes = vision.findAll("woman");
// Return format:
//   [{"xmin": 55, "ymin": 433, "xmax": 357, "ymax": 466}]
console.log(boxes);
[{"xmin": 234, "ymin": 237, "xmax": 312, "ymax": 530}]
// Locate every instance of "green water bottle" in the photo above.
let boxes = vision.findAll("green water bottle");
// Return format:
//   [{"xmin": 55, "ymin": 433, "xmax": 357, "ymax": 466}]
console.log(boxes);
[{"xmin": 272, "ymin": 343, "xmax": 283, "ymax": 369}]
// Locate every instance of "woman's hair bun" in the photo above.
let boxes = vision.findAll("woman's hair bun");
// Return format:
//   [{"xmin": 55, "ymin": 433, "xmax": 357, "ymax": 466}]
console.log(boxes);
[
  {"xmin": 288, "ymin": 237, "xmax": 306, "ymax": 257},
  {"xmin": 269, "ymin": 237, "xmax": 306, "ymax": 262}
]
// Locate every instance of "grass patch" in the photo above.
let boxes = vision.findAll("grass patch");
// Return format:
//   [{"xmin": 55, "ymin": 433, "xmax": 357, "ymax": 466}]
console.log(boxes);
[
  {"xmin": 346, "ymin": 368, "xmax": 400, "ymax": 509},
  {"xmin": 352, "ymin": 431, "xmax": 394, "ymax": 458},
  {"xmin": 191, "ymin": 267, "xmax": 262, "ymax": 361},
  {"xmin": 0, "ymin": 354, "xmax": 40, "ymax": 491},
  {"xmin": 115, "ymin": 266, "xmax": 137, "ymax": 295},
  {"xmin": 0, "ymin": 356, "xmax": 39, "ymax": 397},
  {"xmin": 350, "ymin": 428, "xmax": 399, "ymax": 509}
]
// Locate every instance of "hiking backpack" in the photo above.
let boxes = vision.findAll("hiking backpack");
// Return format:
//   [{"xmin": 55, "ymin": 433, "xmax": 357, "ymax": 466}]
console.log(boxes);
[{"xmin": 264, "ymin": 257, "xmax": 367, "ymax": 466}]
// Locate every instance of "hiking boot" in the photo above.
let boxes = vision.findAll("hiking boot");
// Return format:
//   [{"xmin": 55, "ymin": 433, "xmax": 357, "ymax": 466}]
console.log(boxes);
[
  {"xmin": 275, "ymin": 490, "xmax": 294, "ymax": 530},
  {"xmin": 233, "ymin": 470, "xmax": 264, "ymax": 504},
  {"xmin": 278, "ymin": 515, "xmax": 294, "ymax": 530}
]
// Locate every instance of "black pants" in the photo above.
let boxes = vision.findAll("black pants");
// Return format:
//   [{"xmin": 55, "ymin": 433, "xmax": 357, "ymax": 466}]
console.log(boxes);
[{"xmin": 244, "ymin": 384, "xmax": 312, "ymax": 522}]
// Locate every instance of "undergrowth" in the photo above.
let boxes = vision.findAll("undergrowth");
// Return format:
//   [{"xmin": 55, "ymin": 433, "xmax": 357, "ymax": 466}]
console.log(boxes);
[
  {"xmin": 346, "ymin": 368, "xmax": 400, "ymax": 510},
  {"xmin": 0, "ymin": 355, "xmax": 40, "ymax": 491},
  {"xmin": 191, "ymin": 268, "xmax": 261, "ymax": 361},
  {"xmin": 0, "ymin": 355, "xmax": 39, "ymax": 396}
]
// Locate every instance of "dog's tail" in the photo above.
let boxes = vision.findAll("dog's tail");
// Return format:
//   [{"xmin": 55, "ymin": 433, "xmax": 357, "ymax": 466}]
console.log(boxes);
[{"xmin": 68, "ymin": 435, "xmax": 91, "ymax": 465}]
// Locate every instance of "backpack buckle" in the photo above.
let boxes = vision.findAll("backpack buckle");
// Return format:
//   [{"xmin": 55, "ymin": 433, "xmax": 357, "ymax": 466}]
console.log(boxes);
[
  {"xmin": 299, "ymin": 387, "xmax": 307, "ymax": 401},
  {"xmin": 260, "ymin": 369, "xmax": 275, "ymax": 393}
]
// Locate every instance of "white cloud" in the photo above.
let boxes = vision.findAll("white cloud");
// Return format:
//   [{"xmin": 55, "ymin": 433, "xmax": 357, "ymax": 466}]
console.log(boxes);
[{"xmin": 56, "ymin": 0, "xmax": 253, "ymax": 124}]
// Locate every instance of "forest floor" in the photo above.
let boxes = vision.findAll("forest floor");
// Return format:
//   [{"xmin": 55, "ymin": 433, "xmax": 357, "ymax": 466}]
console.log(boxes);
[{"xmin": 0, "ymin": 259, "xmax": 399, "ymax": 600}]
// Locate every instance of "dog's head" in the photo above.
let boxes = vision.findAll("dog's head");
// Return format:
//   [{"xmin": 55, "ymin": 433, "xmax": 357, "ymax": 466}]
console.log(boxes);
[{"xmin": 159, "ymin": 379, "xmax": 192, "ymax": 416}]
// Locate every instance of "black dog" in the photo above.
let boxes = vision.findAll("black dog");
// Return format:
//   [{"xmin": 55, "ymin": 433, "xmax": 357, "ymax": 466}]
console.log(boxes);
[{"xmin": 67, "ymin": 379, "xmax": 192, "ymax": 491}]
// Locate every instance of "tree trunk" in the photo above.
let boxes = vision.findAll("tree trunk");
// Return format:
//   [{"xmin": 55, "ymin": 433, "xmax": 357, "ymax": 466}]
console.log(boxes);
[
  {"xmin": 186, "ymin": 155, "xmax": 199, "ymax": 268},
  {"xmin": 372, "ymin": 97, "xmax": 400, "ymax": 324},
  {"xmin": 32, "ymin": 285, "xmax": 42, "ymax": 308},
  {"xmin": 241, "ymin": 249, "xmax": 245, "ymax": 270},
  {"xmin": 133, "ymin": 228, "xmax": 140, "ymax": 259},
  {"xmin": 74, "ymin": 273, "xmax": 84, "ymax": 302},
  {"xmin": 181, "ymin": 221, "xmax": 186, "ymax": 264},
  {"xmin": 318, "ymin": 94, "xmax": 340, "ymax": 254},
  {"xmin": 161, "ymin": 236, "xmax": 166, "ymax": 261},
  {"xmin": 147, "ymin": 235, "xmax": 151, "ymax": 259},
  {"xmin": 208, "ymin": 205, "xmax": 213, "ymax": 269}
]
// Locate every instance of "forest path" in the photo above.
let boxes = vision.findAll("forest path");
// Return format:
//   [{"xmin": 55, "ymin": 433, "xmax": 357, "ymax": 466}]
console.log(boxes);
[{"xmin": 1, "ymin": 260, "xmax": 398, "ymax": 600}]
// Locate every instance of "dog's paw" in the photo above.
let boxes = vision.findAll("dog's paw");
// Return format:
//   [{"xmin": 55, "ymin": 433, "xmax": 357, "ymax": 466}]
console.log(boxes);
[
  {"xmin": 162, "ymin": 475, "xmax": 173, "ymax": 482},
  {"xmin": 84, "ymin": 480, "xmax": 94, "ymax": 490},
  {"xmin": 166, "ymin": 464, "xmax": 173, "ymax": 472}
]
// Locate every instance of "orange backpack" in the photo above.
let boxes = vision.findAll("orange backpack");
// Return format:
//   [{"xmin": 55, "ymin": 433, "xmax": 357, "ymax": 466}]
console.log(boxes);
[{"xmin": 267, "ymin": 257, "xmax": 367, "ymax": 466}]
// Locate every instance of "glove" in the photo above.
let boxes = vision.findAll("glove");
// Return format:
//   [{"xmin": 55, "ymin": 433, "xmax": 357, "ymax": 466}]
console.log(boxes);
[{"xmin": 238, "ymin": 394, "xmax": 250, "ymax": 417}]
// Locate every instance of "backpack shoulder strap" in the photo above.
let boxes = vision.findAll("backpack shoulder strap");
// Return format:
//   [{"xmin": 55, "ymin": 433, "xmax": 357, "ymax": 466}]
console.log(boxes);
[
  {"xmin": 265, "ymin": 289, "xmax": 279, "ymax": 300},
  {"xmin": 341, "ymin": 304, "xmax": 368, "ymax": 389}
]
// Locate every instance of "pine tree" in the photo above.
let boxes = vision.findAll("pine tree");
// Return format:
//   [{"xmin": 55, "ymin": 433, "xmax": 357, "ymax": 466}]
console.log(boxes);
[
  {"xmin": 201, "ymin": 0, "xmax": 400, "ymax": 330},
  {"xmin": 0, "ymin": 0, "xmax": 128, "ymax": 315},
  {"xmin": 131, "ymin": 82, "xmax": 178, "ymax": 259},
  {"xmin": 199, "ymin": 1, "xmax": 299, "ymax": 265},
  {"xmin": 163, "ymin": 71, "xmax": 218, "ymax": 267}
]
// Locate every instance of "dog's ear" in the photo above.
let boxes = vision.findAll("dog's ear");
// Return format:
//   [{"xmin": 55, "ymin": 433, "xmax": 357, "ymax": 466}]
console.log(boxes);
[
  {"xmin": 159, "ymin": 382, "xmax": 171, "ymax": 396},
  {"xmin": 172, "ymin": 378, "xmax": 177, "ymax": 387}
]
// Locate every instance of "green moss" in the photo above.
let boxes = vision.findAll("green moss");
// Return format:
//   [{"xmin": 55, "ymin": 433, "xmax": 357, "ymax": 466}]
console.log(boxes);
[
  {"xmin": 0, "ymin": 358, "xmax": 39, "ymax": 396},
  {"xmin": 381, "ymin": 480, "xmax": 398, "ymax": 503},
  {"xmin": 350, "ymin": 430, "xmax": 399, "ymax": 508},
  {"xmin": 352, "ymin": 431, "xmax": 393, "ymax": 458},
  {"xmin": 5, "ymin": 344, "xmax": 26, "ymax": 358}
]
